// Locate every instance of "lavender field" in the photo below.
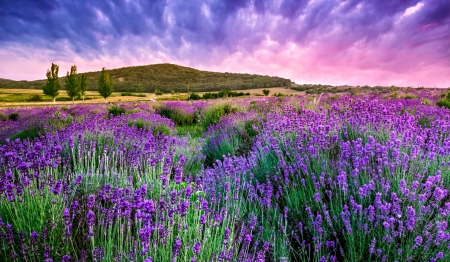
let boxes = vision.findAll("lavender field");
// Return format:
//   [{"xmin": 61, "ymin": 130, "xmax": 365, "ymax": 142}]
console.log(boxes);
[{"xmin": 1, "ymin": 91, "xmax": 450, "ymax": 262}]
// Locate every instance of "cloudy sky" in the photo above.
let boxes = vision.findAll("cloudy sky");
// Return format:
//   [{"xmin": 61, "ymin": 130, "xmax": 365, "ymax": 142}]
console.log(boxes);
[{"xmin": 0, "ymin": 0, "xmax": 449, "ymax": 87}]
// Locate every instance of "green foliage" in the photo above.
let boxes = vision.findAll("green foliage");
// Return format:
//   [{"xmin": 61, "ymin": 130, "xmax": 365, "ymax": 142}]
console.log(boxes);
[
  {"xmin": 65, "ymin": 65, "xmax": 80, "ymax": 102},
  {"xmin": 55, "ymin": 97, "xmax": 72, "ymax": 101},
  {"xmin": 418, "ymin": 116, "xmax": 432, "ymax": 128},
  {"xmin": 98, "ymin": 67, "xmax": 113, "ymax": 101},
  {"xmin": 189, "ymin": 93, "xmax": 202, "ymax": 100},
  {"xmin": 27, "ymin": 94, "xmax": 43, "ymax": 102},
  {"xmin": 244, "ymin": 119, "xmax": 261, "ymax": 137},
  {"xmin": 155, "ymin": 89, "xmax": 163, "ymax": 95},
  {"xmin": 262, "ymin": 89, "xmax": 270, "ymax": 96},
  {"xmin": 436, "ymin": 99, "xmax": 450, "ymax": 109},
  {"xmin": 401, "ymin": 93, "xmax": 418, "ymax": 99},
  {"xmin": 176, "ymin": 125, "xmax": 204, "ymax": 138},
  {"xmin": 10, "ymin": 127, "xmax": 42, "ymax": 141},
  {"xmin": 202, "ymin": 92, "xmax": 218, "ymax": 99},
  {"xmin": 107, "ymin": 105, "xmax": 126, "ymax": 117},
  {"xmin": 43, "ymin": 63, "xmax": 60, "ymax": 102},
  {"xmin": 128, "ymin": 119, "xmax": 172, "ymax": 137},
  {"xmin": 8, "ymin": 112, "xmax": 19, "ymax": 121},
  {"xmin": 121, "ymin": 92, "xmax": 146, "ymax": 97},
  {"xmin": 156, "ymin": 106, "xmax": 198, "ymax": 126},
  {"xmin": 202, "ymin": 90, "xmax": 246, "ymax": 99},
  {"xmin": 421, "ymin": 98, "xmax": 432, "ymax": 105},
  {"xmin": 151, "ymin": 124, "xmax": 172, "ymax": 137},
  {"xmin": 201, "ymin": 103, "xmax": 237, "ymax": 130}
]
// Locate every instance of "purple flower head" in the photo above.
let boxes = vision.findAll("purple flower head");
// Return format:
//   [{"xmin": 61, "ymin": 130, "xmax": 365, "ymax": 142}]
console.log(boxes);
[
  {"xmin": 192, "ymin": 242, "xmax": 201, "ymax": 255},
  {"xmin": 185, "ymin": 184, "xmax": 192, "ymax": 199},
  {"xmin": 200, "ymin": 214, "xmax": 207, "ymax": 225},
  {"xmin": 263, "ymin": 242, "xmax": 270, "ymax": 251},
  {"xmin": 63, "ymin": 208, "xmax": 70, "ymax": 225},
  {"xmin": 178, "ymin": 201, "xmax": 189, "ymax": 217},
  {"xmin": 244, "ymin": 234, "xmax": 252, "ymax": 246},
  {"xmin": 224, "ymin": 182, "xmax": 230, "ymax": 192},
  {"xmin": 143, "ymin": 200, "xmax": 155, "ymax": 213},
  {"xmin": 74, "ymin": 175, "xmax": 83, "ymax": 186},
  {"xmin": 52, "ymin": 180, "xmax": 62, "ymax": 195},
  {"xmin": 173, "ymin": 238, "xmax": 182, "ymax": 257},
  {"xmin": 86, "ymin": 210, "xmax": 95, "ymax": 227},
  {"xmin": 414, "ymin": 236, "xmax": 423, "ymax": 246},
  {"xmin": 71, "ymin": 200, "xmax": 79, "ymax": 212},
  {"xmin": 314, "ymin": 192, "xmax": 322, "ymax": 203},
  {"xmin": 174, "ymin": 167, "xmax": 183, "ymax": 184},
  {"xmin": 224, "ymin": 227, "xmax": 230, "ymax": 241},
  {"xmin": 87, "ymin": 195, "xmax": 95, "ymax": 209}
]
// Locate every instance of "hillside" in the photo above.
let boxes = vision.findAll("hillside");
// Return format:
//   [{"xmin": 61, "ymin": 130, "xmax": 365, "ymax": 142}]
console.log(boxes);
[{"xmin": 0, "ymin": 64, "xmax": 291, "ymax": 93}]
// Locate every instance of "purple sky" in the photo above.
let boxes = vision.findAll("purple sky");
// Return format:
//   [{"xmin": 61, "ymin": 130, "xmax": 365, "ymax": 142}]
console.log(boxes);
[{"xmin": 0, "ymin": 0, "xmax": 449, "ymax": 87}]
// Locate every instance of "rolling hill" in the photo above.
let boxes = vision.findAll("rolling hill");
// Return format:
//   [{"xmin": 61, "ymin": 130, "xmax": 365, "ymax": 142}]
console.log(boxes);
[{"xmin": 0, "ymin": 63, "xmax": 292, "ymax": 93}]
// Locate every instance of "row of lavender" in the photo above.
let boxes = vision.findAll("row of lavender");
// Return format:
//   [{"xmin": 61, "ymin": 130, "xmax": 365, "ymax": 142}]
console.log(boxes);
[{"xmin": 1, "ymin": 93, "xmax": 450, "ymax": 261}]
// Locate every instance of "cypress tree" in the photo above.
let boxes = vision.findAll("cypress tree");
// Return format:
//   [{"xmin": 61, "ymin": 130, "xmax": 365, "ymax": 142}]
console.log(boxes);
[
  {"xmin": 79, "ymin": 74, "xmax": 88, "ymax": 102},
  {"xmin": 65, "ymin": 65, "xmax": 79, "ymax": 103},
  {"xmin": 43, "ymin": 63, "xmax": 60, "ymax": 103},
  {"xmin": 98, "ymin": 67, "xmax": 113, "ymax": 102}
]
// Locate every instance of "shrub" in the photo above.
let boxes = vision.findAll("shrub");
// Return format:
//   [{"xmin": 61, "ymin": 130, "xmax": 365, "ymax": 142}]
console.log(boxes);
[
  {"xmin": 107, "ymin": 105, "xmax": 126, "ymax": 117},
  {"xmin": 189, "ymin": 93, "xmax": 202, "ymax": 100},
  {"xmin": 203, "ymin": 93, "xmax": 218, "ymax": 99},
  {"xmin": 262, "ymin": 89, "xmax": 270, "ymax": 96},
  {"xmin": 56, "ymin": 97, "xmax": 71, "ymax": 101},
  {"xmin": 436, "ymin": 99, "xmax": 450, "ymax": 109},
  {"xmin": 8, "ymin": 113, "xmax": 19, "ymax": 121},
  {"xmin": 151, "ymin": 124, "xmax": 172, "ymax": 137},
  {"xmin": 402, "ymin": 93, "xmax": 418, "ymax": 99},
  {"xmin": 121, "ymin": 92, "xmax": 146, "ymax": 97},
  {"xmin": 421, "ymin": 99, "xmax": 432, "ymax": 105},
  {"xmin": 418, "ymin": 116, "xmax": 432, "ymax": 128},
  {"xmin": 10, "ymin": 127, "xmax": 42, "ymax": 140},
  {"xmin": 27, "ymin": 94, "xmax": 43, "ymax": 102},
  {"xmin": 155, "ymin": 90, "xmax": 163, "ymax": 95}
]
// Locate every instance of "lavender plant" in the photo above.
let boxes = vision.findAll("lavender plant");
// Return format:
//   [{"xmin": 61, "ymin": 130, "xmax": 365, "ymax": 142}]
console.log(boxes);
[{"xmin": 1, "ymin": 93, "xmax": 449, "ymax": 261}]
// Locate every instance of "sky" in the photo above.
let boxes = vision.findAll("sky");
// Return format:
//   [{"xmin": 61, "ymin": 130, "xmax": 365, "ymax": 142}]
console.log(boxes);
[{"xmin": 0, "ymin": 0, "xmax": 449, "ymax": 87}]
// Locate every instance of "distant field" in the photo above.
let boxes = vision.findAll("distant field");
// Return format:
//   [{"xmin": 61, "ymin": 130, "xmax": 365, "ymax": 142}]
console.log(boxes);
[{"xmin": 0, "ymin": 87, "xmax": 304, "ymax": 107}]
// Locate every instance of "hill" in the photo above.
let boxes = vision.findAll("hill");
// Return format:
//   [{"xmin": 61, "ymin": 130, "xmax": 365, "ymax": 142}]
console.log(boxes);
[{"xmin": 0, "ymin": 63, "xmax": 291, "ymax": 93}]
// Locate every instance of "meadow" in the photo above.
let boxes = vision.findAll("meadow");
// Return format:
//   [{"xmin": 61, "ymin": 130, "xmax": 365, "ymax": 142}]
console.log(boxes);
[{"xmin": 1, "ymin": 88, "xmax": 450, "ymax": 261}]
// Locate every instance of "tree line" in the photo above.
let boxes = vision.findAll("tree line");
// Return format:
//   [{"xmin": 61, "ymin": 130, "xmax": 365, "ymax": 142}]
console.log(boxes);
[{"xmin": 43, "ymin": 63, "xmax": 113, "ymax": 103}]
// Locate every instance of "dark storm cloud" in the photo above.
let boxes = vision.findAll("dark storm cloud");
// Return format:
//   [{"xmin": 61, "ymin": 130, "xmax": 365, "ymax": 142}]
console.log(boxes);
[{"xmin": 0, "ymin": 0, "xmax": 448, "ymax": 77}]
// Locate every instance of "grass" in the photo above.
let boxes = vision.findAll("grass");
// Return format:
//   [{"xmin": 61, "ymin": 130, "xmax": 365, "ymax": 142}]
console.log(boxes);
[{"xmin": 176, "ymin": 125, "xmax": 204, "ymax": 138}]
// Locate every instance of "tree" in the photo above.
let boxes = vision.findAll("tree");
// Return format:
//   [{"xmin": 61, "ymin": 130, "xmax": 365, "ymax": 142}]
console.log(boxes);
[
  {"xmin": 262, "ymin": 89, "xmax": 270, "ymax": 96},
  {"xmin": 79, "ymin": 74, "xmax": 88, "ymax": 102},
  {"xmin": 65, "ymin": 65, "xmax": 79, "ymax": 103},
  {"xmin": 98, "ymin": 67, "xmax": 113, "ymax": 102},
  {"xmin": 43, "ymin": 63, "xmax": 60, "ymax": 103}
]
